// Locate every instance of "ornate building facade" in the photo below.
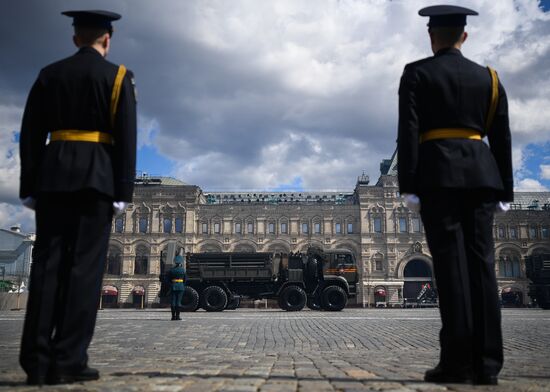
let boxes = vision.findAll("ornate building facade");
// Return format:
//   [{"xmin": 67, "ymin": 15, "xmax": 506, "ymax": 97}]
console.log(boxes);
[{"xmin": 103, "ymin": 155, "xmax": 550, "ymax": 308}]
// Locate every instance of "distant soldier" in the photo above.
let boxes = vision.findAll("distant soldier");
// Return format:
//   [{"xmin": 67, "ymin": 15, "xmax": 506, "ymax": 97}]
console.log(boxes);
[
  {"xmin": 168, "ymin": 254, "xmax": 187, "ymax": 320},
  {"xmin": 397, "ymin": 5, "xmax": 512, "ymax": 386},
  {"xmin": 19, "ymin": 10, "xmax": 137, "ymax": 385}
]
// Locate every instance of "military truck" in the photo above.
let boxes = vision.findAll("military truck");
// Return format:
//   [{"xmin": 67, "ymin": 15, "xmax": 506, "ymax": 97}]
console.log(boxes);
[
  {"xmin": 525, "ymin": 253, "xmax": 550, "ymax": 309},
  {"xmin": 161, "ymin": 248, "xmax": 358, "ymax": 312}
]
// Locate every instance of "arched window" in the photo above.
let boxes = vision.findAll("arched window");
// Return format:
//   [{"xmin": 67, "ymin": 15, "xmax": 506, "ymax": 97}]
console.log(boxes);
[
  {"xmin": 235, "ymin": 221, "xmax": 242, "ymax": 234},
  {"xmin": 134, "ymin": 245, "xmax": 149, "ymax": 275},
  {"xmin": 371, "ymin": 207, "xmax": 384, "ymax": 233},
  {"xmin": 114, "ymin": 217, "xmax": 124, "ymax": 233},
  {"xmin": 280, "ymin": 220, "xmax": 288, "ymax": 234},
  {"xmin": 411, "ymin": 217, "xmax": 421, "ymax": 233},
  {"xmin": 373, "ymin": 216, "xmax": 383, "ymax": 233},
  {"xmin": 314, "ymin": 222, "xmax": 322, "ymax": 234},
  {"xmin": 105, "ymin": 246, "xmax": 122, "ymax": 275},
  {"xmin": 373, "ymin": 253, "xmax": 384, "ymax": 271},
  {"xmin": 175, "ymin": 217, "xmax": 184, "ymax": 233},
  {"xmin": 163, "ymin": 218, "xmax": 172, "ymax": 233},
  {"xmin": 398, "ymin": 217, "xmax": 407, "ymax": 233},
  {"xmin": 139, "ymin": 217, "xmax": 148, "ymax": 233},
  {"xmin": 498, "ymin": 249, "xmax": 521, "ymax": 278},
  {"xmin": 497, "ymin": 225, "xmax": 506, "ymax": 239}
]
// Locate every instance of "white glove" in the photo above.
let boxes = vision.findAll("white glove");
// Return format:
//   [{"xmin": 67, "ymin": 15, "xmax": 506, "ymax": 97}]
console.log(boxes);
[
  {"xmin": 495, "ymin": 201, "xmax": 510, "ymax": 213},
  {"xmin": 403, "ymin": 193, "xmax": 421, "ymax": 212},
  {"xmin": 112, "ymin": 201, "xmax": 128, "ymax": 216},
  {"xmin": 21, "ymin": 197, "xmax": 36, "ymax": 210}
]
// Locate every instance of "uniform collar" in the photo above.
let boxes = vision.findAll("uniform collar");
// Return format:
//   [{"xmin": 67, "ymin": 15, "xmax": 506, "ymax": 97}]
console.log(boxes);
[
  {"xmin": 76, "ymin": 46, "xmax": 104, "ymax": 57},
  {"xmin": 434, "ymin": 47, "xmax": 463, "ymax": 57}
]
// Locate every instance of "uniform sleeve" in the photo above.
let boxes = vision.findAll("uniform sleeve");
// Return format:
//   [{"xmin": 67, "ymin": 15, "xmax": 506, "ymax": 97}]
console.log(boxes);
[
  {"xmin": 397, "ymin": 65, "xmax": 420, "ymax": 195},
  {"xmin": 112, "ymin": 70, "xmax": 137, "ymax": 202},
  {"xmin": 487, "ymin": 81, "xmax": 513, "ymax": 202},
  {"xmin": 19, "ymin": 75, "xmax": 49, "ymax": 199}
]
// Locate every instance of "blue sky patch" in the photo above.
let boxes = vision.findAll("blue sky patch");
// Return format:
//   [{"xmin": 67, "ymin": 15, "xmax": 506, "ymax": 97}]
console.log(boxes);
[
  {"xmin": 136, "ymin": 145, "xmax": 175, "ymax": 178},
  {"xmin": 540, "ymin": 0, "xmax": 550, "ymax": 12},
  {"xmin": 271, "ymin": 177, "xmax": 304, "ymax": 192},
  {"xmin": 520, "ymin": 142, "xmax": 550, "ymax": 187}
]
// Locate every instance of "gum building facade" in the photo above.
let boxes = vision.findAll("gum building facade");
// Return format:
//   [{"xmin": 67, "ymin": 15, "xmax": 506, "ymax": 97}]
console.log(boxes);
[{"xmin": 103, "ymin": 154, "xmax": 550, "ymax": 308}]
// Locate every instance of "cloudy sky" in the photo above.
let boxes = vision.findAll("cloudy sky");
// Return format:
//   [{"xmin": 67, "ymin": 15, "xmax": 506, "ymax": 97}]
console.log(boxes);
[{"xmin": 1, "ymin": 0, "xmax": 549, "ymax": 232}]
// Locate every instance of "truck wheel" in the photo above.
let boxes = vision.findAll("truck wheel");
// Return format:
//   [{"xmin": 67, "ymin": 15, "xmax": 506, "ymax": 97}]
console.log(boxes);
[
  {"xmin": 180, "ymin": 286, "xmax": 199, "ymax": 312},
  {"xmin": 226, "ymin": 297, "xmax": 241, "ymax": 310},
  {"xmin": 307, "ymin": 296, "xmax": 322, "ymax": 310},
  {"xmin": 279, "ymin": 285, "xmax": 306, "ymax": 311},
  {"xmin": 201, "ymin": 286, "xmax": 228, "ymax": 312},
  {"xmin": 277, "ymin": 295, "xmax": 286, "ymax": 310},
  {"xmin": 321, "ymin": 285, "xmax": 347, "ymax": 311}
]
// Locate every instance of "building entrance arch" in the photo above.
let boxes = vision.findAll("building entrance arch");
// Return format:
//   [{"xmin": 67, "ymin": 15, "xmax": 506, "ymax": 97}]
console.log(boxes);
[
  {"xmin": 403, "ymin": 259, "xmax": 434, "ymax": 304},
  {"xmin": 501, "ymin": 287, "xmax": 523, "ymax": 307}
]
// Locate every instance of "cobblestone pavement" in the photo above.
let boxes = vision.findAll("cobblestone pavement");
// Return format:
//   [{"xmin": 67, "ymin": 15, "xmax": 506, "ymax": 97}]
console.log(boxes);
[{"xmin": 0, "ymin": 308, "xmax": 549, "ymax": 391}]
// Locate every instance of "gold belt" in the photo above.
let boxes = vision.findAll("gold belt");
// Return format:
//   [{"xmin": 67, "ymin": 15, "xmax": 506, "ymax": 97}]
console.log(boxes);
[
  {"xmin": 420, "ymin": 128, "xmax": 482, "ymax": 143},
  {"xmin": 171, "ymin": 279, "xmax": 184, "ymax": 283},
  {"xmin": 50, "ymin": 130, "xmax": 114, "ymax": 144}
]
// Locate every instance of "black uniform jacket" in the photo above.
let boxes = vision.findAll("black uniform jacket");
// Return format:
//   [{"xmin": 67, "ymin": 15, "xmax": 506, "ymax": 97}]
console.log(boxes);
[
  {"xmin": 19, "ymin": 46, "xmax": 137, "ymax": 202},
  {"xmin": 397, "ymin": 48, "xmax": 513, "ymax": 202}
]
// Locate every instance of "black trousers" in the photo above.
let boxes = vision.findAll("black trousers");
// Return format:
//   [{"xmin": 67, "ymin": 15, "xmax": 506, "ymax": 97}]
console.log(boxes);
[
  {"xmin": 20, "ymin": 191, "xmax": 112, "ymax": 378},
  {"xmin": 419, "ymin": 190, "xmax": 503, "ymax": 377}
]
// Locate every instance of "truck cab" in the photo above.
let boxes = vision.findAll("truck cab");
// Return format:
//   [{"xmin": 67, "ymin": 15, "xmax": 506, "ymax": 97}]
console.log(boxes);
[{"xmin": 322, "ymin": 250, "xmax": 359, "ymax": 296}]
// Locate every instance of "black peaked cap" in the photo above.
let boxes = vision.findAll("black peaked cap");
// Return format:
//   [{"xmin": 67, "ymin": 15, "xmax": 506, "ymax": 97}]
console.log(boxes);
[
  {"xmin": 419, "ymin": 5, "xmax": 478, "ymax": 27},
  {"xmin": 62, "ymin": 10, "xmax": 121, "ymax": 29}
]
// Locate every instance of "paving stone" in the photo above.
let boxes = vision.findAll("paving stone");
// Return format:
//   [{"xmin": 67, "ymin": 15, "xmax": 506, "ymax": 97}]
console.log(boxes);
[
  {"xmin": 346, "ymin": 369, "xmax": 379, "ymax": 379},
  {"xmin": 0, "ymin": 308, "xmax": 549, "ymax": 391}
]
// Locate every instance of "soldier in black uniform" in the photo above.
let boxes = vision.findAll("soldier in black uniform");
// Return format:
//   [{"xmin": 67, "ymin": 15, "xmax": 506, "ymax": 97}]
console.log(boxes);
[
  {"xmin": 397, "ymin": 5, "xmax": 513, "ymax": 386},
  {"xmin": 18, "ymin": 10, "xmax": 136, "ymax": 385},
  {"xmin": 168, "ymin": 254, "xmax": 187, "ymax": 320}
]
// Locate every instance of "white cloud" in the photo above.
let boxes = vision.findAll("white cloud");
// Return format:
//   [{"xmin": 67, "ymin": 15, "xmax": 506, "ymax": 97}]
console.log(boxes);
[
  {"xmin": 0, "ymin": 105, "xmax": 23, "ymax": 205},
  {"xmin": 541, "ymin": 164, "xmax": 550, "ymax": 180},
  {"xmin": 509, "ymin": 98, "xmax": 550, "ymax": 144},
  {"xmin": 137, "ymin": 115, "xmax": 159, "ymax": 148},
  {"xmin": 171, "ymin": 130, "xmax": 377, "ymax": 190},
  {"xmin": 515, "ymin": 178, "xmax": 549, "ymax": 191},
  {"xmin": 0, "ymin": 203, "xmax": 35, "ymax": 233},
  {"xmin": 134, "ymin": 0, "xmax": 550, "ymax": 190},
  {"xmin": 0, "ymin": 0, "xmax": 549, "ymax": 202}
]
